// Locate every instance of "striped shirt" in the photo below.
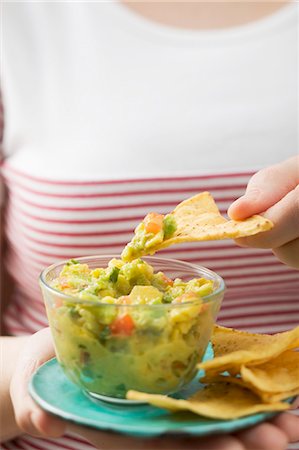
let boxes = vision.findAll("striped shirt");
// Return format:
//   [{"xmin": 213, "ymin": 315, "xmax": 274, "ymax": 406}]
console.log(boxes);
[{"xmin": 1, "ymin": 161, "xmax": 299, "ymax": 450}]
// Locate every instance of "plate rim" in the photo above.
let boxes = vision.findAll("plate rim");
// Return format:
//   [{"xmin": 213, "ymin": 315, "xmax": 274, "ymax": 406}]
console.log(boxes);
[{"xmin": 29, "ymin": 357, "xmax": 281, "ymax": 438}]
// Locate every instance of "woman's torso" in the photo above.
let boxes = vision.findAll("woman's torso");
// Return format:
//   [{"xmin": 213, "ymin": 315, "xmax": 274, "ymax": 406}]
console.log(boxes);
[{"xmin": 1, "ymin": 3, "xmax": 298, "ymax": 449}]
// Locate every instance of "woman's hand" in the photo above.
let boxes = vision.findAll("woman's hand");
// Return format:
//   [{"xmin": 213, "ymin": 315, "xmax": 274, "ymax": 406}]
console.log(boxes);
[
  {"xmin": 10, "ymin": 327, "xmax": 299, "ymax": 449},
  {"xmin": 69, "ymin": 418, "xmax": 298, "ymax": 450},
  {"xmin": 9, "ymin": 328, "xmax": 67, "ymax": 438},
  {"xmin": 228, "ymin": 156, "xmax": 299, "ymax": 269}
]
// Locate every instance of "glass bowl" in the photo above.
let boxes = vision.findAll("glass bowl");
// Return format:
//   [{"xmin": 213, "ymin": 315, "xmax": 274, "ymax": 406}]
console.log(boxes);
[{"xmin": 40, "ymin": 255, "xmax": 225, "ymax": 399}]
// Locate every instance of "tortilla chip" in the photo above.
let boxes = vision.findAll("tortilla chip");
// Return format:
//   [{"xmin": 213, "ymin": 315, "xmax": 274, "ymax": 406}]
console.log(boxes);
[
  {"xmin": 128, "ymin": 325, "xmax": 298, "ymax": 419},
  {"xmin": 197, "ymin": 325, "xmax": 299, "ymax": 375},
  {"xmin": 200, "ymin": 373, "xmax": 267, "ymax": 397},
  {"xmin": 122, "ymin": 192, "xmax": 273, "ymax": 259},
  {"xmin": 127, "ymin": 383, "xmax": 289, "ymax": 419},
  {"xmin": 259, "ymin": 388, "xmax": 299, "ymax": 403},
  {"xmin": 156, "ymin": 192, "xmax": 273, "ymax": 251},
  {"xmin": 200, "ymin": 370, "xmax": 299, "ymax": 404},
  {"xmin": 241, "ymin": 350, "xmax": 299, "ymax": 394}
]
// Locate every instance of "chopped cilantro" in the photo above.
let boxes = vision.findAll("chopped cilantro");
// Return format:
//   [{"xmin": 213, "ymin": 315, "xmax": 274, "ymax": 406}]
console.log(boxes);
[{"xmin": 109, "ymin": 267, "xmax": 120, "ymax": 283}]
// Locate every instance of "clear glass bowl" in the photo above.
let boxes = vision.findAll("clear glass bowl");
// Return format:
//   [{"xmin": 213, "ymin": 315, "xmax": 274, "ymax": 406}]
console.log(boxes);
[{"xmin": 40, "ymin": 255, "xmax": 225, "ymax": 399}]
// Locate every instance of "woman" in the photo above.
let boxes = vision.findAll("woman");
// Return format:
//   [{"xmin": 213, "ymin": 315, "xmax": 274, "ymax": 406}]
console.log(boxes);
[{"xmin": 1, "ymin": 2, "xmax": 298, "ymax": 449}]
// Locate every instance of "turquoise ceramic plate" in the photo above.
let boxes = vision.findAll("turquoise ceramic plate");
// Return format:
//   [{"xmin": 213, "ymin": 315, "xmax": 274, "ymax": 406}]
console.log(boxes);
[{"xmin": 29, "ymin": 346, "xmax": 279, "ymax": 438}]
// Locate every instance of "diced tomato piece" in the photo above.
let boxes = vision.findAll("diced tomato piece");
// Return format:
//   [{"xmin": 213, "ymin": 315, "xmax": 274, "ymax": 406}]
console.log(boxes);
[
  {"xmin": 59, "ymin": 278, "xmax": 70, "ymax": 289},
  {"xmin": 54, "ymin": 298, "xmax": 63, "ymax": 308},
  {"xmin": 144, "ymin": 212, "xmax": 164, "ymax": 234},
  {"xmin": 145, "ymin": 222, "xmax": 161, "ymax": 234},
  {"xmin": 161, "ymin": 274, "xmax": 174, "ymax": 286},
  {"xmin": 110, "ymin": 314, "xmax": 135, "ymax": 336}
]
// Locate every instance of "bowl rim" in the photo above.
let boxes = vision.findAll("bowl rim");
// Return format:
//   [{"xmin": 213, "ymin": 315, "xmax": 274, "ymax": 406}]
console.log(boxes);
[{"xmin": 39, "ymin": 255, "xmax": 226, "ymax": 308}]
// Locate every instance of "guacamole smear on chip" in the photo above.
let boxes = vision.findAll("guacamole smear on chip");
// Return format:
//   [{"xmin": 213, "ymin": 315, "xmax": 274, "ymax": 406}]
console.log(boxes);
[{"xmin": 121, "ymin": 213, "xmax": 177, "ymax": 262}]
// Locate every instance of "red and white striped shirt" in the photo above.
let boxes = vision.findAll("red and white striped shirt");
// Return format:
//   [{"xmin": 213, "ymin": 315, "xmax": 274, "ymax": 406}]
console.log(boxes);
[{"xmin": 2, "ymin": 162, "xmax": 299, "ymax": 338}]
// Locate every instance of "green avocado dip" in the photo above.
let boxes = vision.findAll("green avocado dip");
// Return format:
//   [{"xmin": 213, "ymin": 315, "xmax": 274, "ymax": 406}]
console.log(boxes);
[
  {"xmin": 121, "ymin": 212, "xmax": 177, "ymax": 261},
  {"xmin": 48, "ymin": 258, "xmax": 220, "ymax": 398}
]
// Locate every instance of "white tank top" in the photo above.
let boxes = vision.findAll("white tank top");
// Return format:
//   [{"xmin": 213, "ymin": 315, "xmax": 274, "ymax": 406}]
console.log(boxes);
[{"xmin": 1, "ymin": 2, "xmax": 298, "ymax": 177}]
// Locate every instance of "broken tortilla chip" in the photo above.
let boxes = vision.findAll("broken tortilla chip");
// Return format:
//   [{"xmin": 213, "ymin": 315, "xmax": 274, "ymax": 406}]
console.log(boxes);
[
  {"xmin": 257, "ymin": 388, "xmax": 299, "ymax": 404},
  {"xmin": 200, "ymin": 376, "xmax": 299, "ymax": 404},
  {"xmin": 197, "ymin": 325, "xmax": 299, "ymax": 375},
  {"xmin": 241, "ymin": 350, "xmax": 299, "ymax": 394},
  {"xmin": 127, "ymin": 382, "xmax": 289, "ymax": 419}
]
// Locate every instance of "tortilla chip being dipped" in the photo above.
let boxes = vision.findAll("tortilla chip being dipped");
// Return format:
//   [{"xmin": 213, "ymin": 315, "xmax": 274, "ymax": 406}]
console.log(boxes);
[
  {"xmin": 197, "ymin": 325, "xmax": 299, "ymax": 376},
  {"xmin": 121, "ymin": 192, "xmax": 273, "ymax": 261},
  {"xmin": 127, "ymin": 382, "xmax": 289, "ymax": 420},
  {"xmin": 159, "ymin": 192, "xmax": 272, "ymax": 245}
]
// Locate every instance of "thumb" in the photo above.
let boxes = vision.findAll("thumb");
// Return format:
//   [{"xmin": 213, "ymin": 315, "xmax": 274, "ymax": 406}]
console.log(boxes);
[
  {"xmin": 228, "ymin": 157, "xmax": 299, "ymax": 220},
  {"xmin": 10, "ymin": 328, "xmax": 66, "ymax": 437}
]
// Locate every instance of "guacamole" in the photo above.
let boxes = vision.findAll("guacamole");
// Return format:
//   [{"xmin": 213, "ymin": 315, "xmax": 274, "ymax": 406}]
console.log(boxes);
[
  {"xmin": 121, "ymin": 213, "xmax": 177, "ymax": 261},
  {"xmin": 48, "ymin": 258, "xmax": 219, "ymax": 398},
  {"xmin": 52, "ymin": 258, "xmax": 213, "ymax": 305}
]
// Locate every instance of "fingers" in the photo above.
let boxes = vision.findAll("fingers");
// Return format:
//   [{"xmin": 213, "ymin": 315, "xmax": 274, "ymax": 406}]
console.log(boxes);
[
  {"xmin": 271, "ymin": 413, "xmax": 299, "ymax": 444},
  {"xmin": 228, "ymin": 156, "xmax": 299, "ymax": 269},
  {"xmin": 10, "ymin": 328, "xmax": 66, "ymax": 437},
  {"xmin": 70, "ymin": 423, "xmax": 290, "ymax": 450},
  {"xmin": 69, "ymin": 424, "xmax": 245, "ymax": 450},
  {"xmin": 228, "ymin": 156, "xmax": 299, "ymax": 220},
  {"xmin": 30, "ymin": 405, "xmax": 66, "ymax": 437},
  {"xmin": 272, "ymin": 237, "xmax": 299, "ymax": 269},
  {"xmin": 233, "ymin": 185, "xmax": 299, "ymax": 249},
  {"xmin": 231, "ymin": 185, "xmax": 299, "ymax": 268},
  {"xmin": 235, "ymin": 422, "xmax": 288, "ymax": 450},
  {"xmin": 189, "ymin": 435, "xmax": 244, "ymax": 450}
]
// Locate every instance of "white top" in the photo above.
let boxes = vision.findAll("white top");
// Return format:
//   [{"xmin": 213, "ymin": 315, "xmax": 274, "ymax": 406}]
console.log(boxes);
[{"xmin": 1, "ymin": 2, "xmax": 298, "ymax": 179}]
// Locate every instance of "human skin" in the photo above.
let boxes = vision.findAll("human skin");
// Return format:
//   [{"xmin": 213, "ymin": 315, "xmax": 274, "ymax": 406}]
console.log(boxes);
[
  {"xmin": 122, "ymin": 1, "xmax": 289, "ymax": 30},
  {"xmin": 228, "ymin": 155, "xmax": 299, "ymax": 269}
]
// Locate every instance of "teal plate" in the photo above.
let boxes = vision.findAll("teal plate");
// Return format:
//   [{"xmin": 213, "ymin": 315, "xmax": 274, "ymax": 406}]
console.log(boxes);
[{"xmin": 29, "ymin": 346, "xmax": 280, "ymax": 438}]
